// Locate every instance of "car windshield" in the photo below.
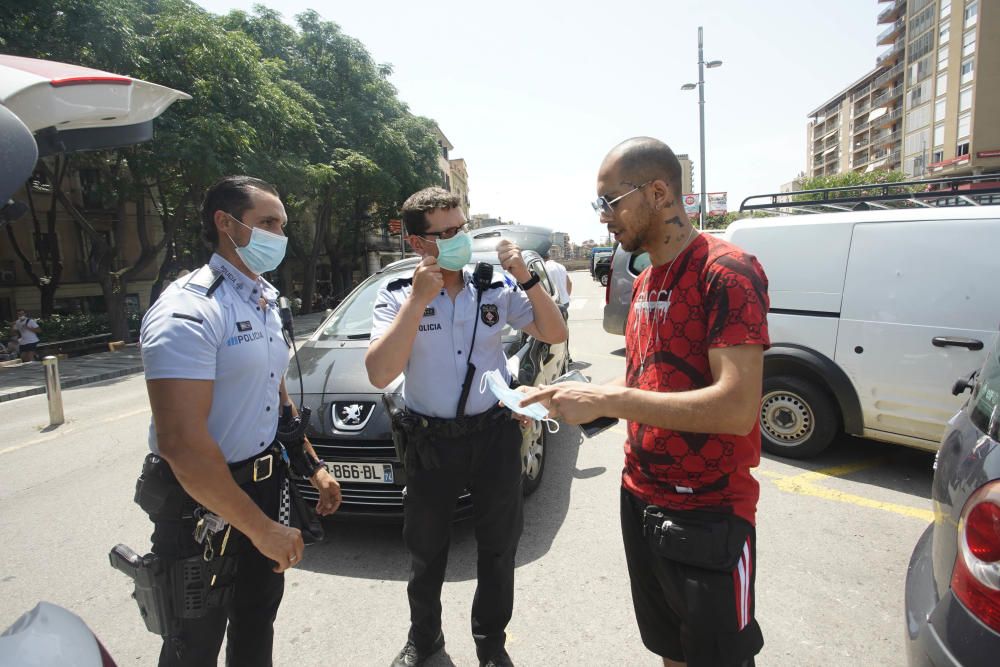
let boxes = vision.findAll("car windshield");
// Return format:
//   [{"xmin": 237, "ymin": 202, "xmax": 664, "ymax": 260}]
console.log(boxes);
[
  {"xmin": 315, "ymin": 264, "xmax": 523, "ymax": 344},
  {"xmin": 316, "ymin": 273, "xmax": 405, "ymax": 341},
  {"xmin": 970, "ymin": 333, "xmax": 1000, "ymax": 436}
]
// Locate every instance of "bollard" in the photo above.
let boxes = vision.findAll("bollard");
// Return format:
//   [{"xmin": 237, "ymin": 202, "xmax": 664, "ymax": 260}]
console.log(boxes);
[{"xmin": 42, "ymin": 355, "xmax": 65, "ymax": 426}]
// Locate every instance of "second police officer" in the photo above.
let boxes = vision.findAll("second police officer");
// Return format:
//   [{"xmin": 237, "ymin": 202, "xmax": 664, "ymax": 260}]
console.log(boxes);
[{"xmin": 365, "ymin": 187, "xmax": 568, "ymax": 667}]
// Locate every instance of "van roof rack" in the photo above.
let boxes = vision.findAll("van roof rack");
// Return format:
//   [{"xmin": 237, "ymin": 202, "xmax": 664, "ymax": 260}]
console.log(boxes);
[{"xmin": 739, "ymin": 174, "xmax": 1000, "ymax": 215}]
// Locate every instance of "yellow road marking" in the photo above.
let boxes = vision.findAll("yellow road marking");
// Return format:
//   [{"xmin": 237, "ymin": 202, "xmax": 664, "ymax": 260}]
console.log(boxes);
[
  {"xmin": 763, "ymin": 459, "xmax": 934, "ymax": 523},
  {"xmin": 0, "ymin": 406, "xmax": 150, "ymax": 456}
]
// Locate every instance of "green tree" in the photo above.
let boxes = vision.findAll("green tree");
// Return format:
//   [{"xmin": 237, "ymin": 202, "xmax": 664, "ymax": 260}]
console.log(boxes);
[{"xmin": 793, "ymin": 169, "xmax": 915, "ymax": 202}]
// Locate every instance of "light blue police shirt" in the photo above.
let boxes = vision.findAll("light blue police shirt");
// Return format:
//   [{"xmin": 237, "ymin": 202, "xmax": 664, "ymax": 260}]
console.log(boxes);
[
  {"xmin": 140, "ymin": 254, "xmax": 290, "ymax": 463},
  {"xmin": 370, "ymin": 267, "xmax": 534, "ymax": 419}
]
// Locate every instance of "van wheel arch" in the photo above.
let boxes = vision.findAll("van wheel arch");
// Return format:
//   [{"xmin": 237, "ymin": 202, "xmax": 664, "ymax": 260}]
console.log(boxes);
[{"xmin": 760, "ymin": 345, "xmax": 864, "ymax": 458}]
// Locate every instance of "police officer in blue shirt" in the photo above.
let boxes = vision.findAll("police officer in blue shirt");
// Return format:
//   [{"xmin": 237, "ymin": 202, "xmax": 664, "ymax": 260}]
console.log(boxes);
[
  {"xmin": 137, "ymin": 176, "xmax": 342, "ymax": 666},
  {"xmin": 366, "ymin": 187, "xmax": 568, "ymax": 667}
]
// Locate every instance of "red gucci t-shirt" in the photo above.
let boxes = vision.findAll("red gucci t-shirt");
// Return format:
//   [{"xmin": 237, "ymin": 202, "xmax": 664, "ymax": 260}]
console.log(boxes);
[{"xmin": 622, "ymin": 232, "xmax": 770, "ymax": 525}]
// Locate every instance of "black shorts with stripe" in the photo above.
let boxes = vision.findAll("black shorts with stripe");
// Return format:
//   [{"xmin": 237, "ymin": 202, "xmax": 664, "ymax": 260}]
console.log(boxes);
[{"xmin": 620, "ymin": 488, "xmax": 764, "ymax": 667}]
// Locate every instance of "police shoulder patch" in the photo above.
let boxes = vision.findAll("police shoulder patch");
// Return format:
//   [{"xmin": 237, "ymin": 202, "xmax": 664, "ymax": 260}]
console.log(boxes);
[
  {"xmin": 480, "ymin": 303, "xmax": 500, "ymax": 327},
  {"xmin": 386, "ymin": 277, "xmax": 413, "ymax": 292}
]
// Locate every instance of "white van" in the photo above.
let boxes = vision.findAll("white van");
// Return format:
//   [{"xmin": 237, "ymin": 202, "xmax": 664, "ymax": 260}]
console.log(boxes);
[
  {"xmin": 732, "ymin": 205, "xmax": 999, "ymax": 457},
  {"xmin": 605, "ymin": 204, "xmax": 1000, "ymax": 458}
]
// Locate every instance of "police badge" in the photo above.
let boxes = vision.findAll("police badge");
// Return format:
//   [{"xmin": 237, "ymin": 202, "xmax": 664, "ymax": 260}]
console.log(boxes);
[{"xmin": 480, "ymin": 303, "xmax": 499, "ymax": 326}]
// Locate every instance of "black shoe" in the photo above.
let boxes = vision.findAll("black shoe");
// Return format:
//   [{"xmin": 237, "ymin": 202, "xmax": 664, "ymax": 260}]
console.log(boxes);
[
  {"xmin": 390, "ymin": 632, "xmax": 445, "ymax": 667},
  {"xmin": 480, "ymin": 648, "xmax": 514, "ymax": 667}
]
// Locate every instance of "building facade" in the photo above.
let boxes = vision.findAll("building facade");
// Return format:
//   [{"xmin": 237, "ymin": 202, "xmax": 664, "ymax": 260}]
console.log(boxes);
[
  {"xmin": 448, "ymin": 158, "xmax": 470, "ymax": 217},
  {"xmin": 806, "ymin": 0, "xmax": 998, "ymax": 181}
]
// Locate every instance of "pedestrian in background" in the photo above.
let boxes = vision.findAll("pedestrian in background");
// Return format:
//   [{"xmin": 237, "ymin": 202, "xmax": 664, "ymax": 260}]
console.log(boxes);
[
  {"xmin": 541, "ymin": 250, "xmax": 572, "ymax": 306},
  {"xmin": 366, "ymin": 187, "xmax": 567, "ymax": 667},
  {"xmin": 11, "ymin": 309, "xmax": 40, "ymax": 362},
  {"xmin": 521, "ymin": 137, "xmax": 770, "ymax": 667}
]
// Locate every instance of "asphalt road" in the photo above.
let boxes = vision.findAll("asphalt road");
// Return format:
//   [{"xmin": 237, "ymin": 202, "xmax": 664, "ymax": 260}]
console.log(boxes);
[{"xmin": 0, "ymin": 271, "xmax": 935, "ymax": 666}]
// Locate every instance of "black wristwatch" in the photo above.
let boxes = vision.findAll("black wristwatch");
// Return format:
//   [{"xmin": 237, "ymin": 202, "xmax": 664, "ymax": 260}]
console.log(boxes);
[{"xmin": 518, "ymin": 271, "xmax": 541, "ymax": 291}]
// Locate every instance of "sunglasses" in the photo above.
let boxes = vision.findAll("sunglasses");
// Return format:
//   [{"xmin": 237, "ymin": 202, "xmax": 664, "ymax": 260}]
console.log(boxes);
[
  {"xmin": 419, "ymin": 223, "xmax": 468, "ymax": 240},
  {"xmin": 591, "ymin": 181, "xmax": 652, "ymax": 217}
]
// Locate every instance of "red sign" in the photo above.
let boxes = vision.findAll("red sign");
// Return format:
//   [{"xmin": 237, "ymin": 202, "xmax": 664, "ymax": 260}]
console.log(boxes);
[
  {"xmin": 388, "ymin": 219, "xmax": 402, "ymax": 235},
  {"xmin": 976, "ymin": 150, "xmax": 1000, "ymax": 159},
  {"xmin": 928, "ymin": 154, "xmax": 971, "ymax": 169}
]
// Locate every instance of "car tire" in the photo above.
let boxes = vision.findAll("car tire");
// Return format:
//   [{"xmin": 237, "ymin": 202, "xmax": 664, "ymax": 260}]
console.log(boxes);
[
  {"xmin": 522, "ymin": 422, "xmax": 546, "ymax": 496},
  {"xmin": 599, "ymin": 273, "xmax": 609, "ymax": 287},
  {"xmin": 760, "ymin": 375, "xmax": 838, "ymax": 459}
]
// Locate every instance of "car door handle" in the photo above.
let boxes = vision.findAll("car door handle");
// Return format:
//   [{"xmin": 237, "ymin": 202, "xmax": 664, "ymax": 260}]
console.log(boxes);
[{"xmin": 932, "ymin": 337, "xmax": 984, "ymax": 351}]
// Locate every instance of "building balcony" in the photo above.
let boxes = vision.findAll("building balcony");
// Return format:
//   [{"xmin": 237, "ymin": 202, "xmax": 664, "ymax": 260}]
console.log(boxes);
[
  {"xmin": 870, "ymin": 84, "xmax": 903, "ymax": 108},
  {"xmin": 877, "ymin": 40, "xmax": 905, "ymax": 67},
  {"xmin": 853, "ymin": 101, "xmax": 871, "ymax": 117},
  {"xmin": 851, "ymin": 84, "xmax": 873, "ymax": 102},
  {"xmin": 876, "ymin": 107, "xmax": 903, "ymax": 128},
  {"xmin": 877, "ymin": 18, "xmax": 905, "ymax": 46},
  {"xmin": 877, "ymin": 0, "xmax": 906, "ymax": 25},
  {"xmin": 872, "ymin": 131, "xmax": 901, "ymax": 148},
  {"xmin": 873, "ymin": 62, "xmax": 904, "ymax": 89}
]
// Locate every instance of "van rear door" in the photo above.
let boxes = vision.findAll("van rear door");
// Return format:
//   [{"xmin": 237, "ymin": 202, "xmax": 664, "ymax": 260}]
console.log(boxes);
[{"xmin": 836, "ymin": 217, "xmax": 1000, "ymax": 446}]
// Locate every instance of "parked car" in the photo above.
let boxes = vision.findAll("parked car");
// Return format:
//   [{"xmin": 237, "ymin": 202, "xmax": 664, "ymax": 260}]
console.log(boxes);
[
  {"xmin": 287, "ymin": 250, "xmax": 569, "ymax": 519},
  {"xmin": 904, "ymin": 327, "xmax": 1000, "ymax": 666},
  {"xmin": 593, "ymin": 254, "xmax": 612, "ymax": 286},
  {"xmin": 603, "ymin": 203, "xmax": 1000, "ymax": 458}
]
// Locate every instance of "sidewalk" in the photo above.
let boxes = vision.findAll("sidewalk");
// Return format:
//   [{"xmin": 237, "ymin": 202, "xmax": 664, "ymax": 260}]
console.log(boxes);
[{"xmin": 0, "ymin": 311, "xmax": 330, "ymax": 403}]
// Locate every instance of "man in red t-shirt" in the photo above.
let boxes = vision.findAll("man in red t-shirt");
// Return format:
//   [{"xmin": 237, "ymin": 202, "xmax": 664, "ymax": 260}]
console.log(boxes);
[{"xmin": 522, "ymin": 137, "xmax": 769, "ymax": 667}]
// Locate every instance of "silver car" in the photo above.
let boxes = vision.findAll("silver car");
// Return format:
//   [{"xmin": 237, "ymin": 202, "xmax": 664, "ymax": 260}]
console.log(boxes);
[
  {"xmin": 904, "ymin": 328, "xmax": 1000, "ymax": 666},
  {"xmin": 287, "ymin": 250, "xmax": 569, "ymax": 519}
]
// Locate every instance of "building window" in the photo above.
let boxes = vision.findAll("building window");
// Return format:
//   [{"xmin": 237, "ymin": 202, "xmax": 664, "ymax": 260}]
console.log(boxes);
[
  {"xmin": 941, "ymin": 0, "xmax": 952, "ymax": 20},
  {"xmin": 934, "ymin": 122, "xmax": 945, "ymax": 146},
  {"xmin": 933, "ymin": 149, "xmax": 945, "ymax": 163},
  {"xmin": 909, "ymin": 56, "xmax": 932, "ymax": 83},
  {"xmin": 938, "ymin": 48, "xmax": 948, "ymax": 71},
  {"xmin": 960, "ymin": 57, "xmax": 974, "ymax": 84},
  {"xmin": 965, "ymin": 0, "xmax": 978, "ymax": 27},
  {"xmin": 957, "ymin": 112, "xmax": 971, "ymax": 139},
  {"xmin": 909, "ymin": 31, "xmax": 935, "ymax": 61},
  {"xmin": 962, "ymin": 29, "xmax": 976, "ymax": 57},
  {"xmin": 936, "ymin": 72, "xmax": 948, "ymax": 96},
  {"xmin": 959, "ymin": 86, "xmax": 973, "ymax": 112},
  {"xmin": 910, "ymin": 6, "xmax": 935, "ymax": 36},
  {"xmin": 909, "ymin": 80, "xmax": 931, "ymax": 108},
  {"xmin": 906, "ymin": 104, "xmax": 932, "ymax": 130},
  {"xmin": 939, "ymin": 21, "xmax": 950, "ymax": 46},
  {"xmin": 935, "ymin": 98, "xmax": 946, "ymax": 120},
  {"xmin": 957, "ymin": 142, "xmax": 970, "ymax": 157}
]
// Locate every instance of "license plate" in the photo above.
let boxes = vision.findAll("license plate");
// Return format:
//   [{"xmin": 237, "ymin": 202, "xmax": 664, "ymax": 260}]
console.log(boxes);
[{"xmin": 327, "ymin": 461, "xmax": 395, "ymax": 484}]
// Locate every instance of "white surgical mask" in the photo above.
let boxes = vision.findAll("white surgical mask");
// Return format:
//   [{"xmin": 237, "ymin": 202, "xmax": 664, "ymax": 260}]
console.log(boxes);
[{"xmin": 479, "ymin": 369, "xmax": 560, "ymax": 433}]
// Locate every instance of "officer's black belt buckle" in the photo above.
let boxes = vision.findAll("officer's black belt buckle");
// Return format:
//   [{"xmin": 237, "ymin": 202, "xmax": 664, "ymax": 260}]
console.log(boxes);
[{"xmin": 252, "ymin": 454, "xmax": 273, "ymax": 482}]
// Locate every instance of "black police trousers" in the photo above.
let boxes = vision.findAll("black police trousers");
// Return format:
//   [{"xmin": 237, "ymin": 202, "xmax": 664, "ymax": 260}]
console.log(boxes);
[
  {"xmin": 151, "ymin": 469, "xmax": 284, "ymax": 667},
  {"xmin": 403, "ymin": 416, "xmax": 523, "ymax": 663}
]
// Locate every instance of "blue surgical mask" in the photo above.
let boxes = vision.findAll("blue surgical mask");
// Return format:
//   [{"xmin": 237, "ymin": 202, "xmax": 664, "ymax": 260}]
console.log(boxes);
[
  {"xmin": 226, "ymin": 219, "xmax": 288, "ymax": 275},
  {"xmin": 434, "ymin": 231, "xmax": 472, "ymax": 271},
  {"xmin": 480, "ymin": 369, "xmax": 560, "ymax": 433}
]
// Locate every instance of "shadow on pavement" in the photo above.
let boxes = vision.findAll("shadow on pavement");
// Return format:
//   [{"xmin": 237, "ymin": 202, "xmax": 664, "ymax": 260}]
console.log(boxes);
[
  {"xmin": 299, "ymin": 426, "xmax": 587, "ymax": 581},
  {"xmin": 763, "ymin": 434, "xmax": 935, "ymax": 500}
]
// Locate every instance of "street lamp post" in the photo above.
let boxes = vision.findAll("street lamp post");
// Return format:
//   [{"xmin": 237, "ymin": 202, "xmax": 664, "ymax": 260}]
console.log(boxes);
[{"xmin": 681, "ymin": 26, "xmax": 722, "ymax": 231}]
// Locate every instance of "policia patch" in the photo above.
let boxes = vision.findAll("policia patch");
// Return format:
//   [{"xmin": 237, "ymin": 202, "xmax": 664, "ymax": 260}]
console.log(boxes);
[{"xmin": 480, "ymin": 303, "xmax": 499, "ymax": 327}]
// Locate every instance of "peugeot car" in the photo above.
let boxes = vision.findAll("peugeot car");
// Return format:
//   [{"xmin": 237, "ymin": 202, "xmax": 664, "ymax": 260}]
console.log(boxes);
[
  {"xmin": 287, "ymin": 250, "xmax": 568, "ymax": 519},
  {"xmin": 905, "ymin": 327, "xmax": 1000, "ymax": 666}
]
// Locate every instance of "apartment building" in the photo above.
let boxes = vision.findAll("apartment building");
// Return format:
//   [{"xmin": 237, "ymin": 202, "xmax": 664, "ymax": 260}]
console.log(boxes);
[
  {"xmin": 448, "ymin": 158, "xmax": 470, "ymax": 217},
  {"xmin": 806, "ymin": 0, "xmax": 998, "ymax": 181}
]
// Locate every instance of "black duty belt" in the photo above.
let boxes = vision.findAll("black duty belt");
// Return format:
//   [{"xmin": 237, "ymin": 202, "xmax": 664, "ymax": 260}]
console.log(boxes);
[
  {"xmin": 228, "ymin": 444, "xmax": 281, "ymax": 486},
  {"xmin": 406, "ymin": 403, "xmax": 510, "ymax": 439}
]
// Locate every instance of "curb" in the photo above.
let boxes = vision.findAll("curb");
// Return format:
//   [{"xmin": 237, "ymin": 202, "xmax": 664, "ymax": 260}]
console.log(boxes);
[{"xmin": 0, "ymin": 364, "xmax": 146, "ymax": 404}]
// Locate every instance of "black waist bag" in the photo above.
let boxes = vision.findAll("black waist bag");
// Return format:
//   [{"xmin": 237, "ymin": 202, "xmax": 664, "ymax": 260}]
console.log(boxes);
[{"xmin": 642, "ymin": 505, "xmax": 752, "ymax": 572}]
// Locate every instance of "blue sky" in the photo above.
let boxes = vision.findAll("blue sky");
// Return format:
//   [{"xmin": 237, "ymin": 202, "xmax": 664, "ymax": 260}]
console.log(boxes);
[{"xmin": 195, "ymin": 0, "xmax": 882, "ymax": 244}]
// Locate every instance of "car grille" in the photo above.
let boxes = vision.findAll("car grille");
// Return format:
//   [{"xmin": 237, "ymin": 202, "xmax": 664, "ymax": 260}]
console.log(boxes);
[{"xmin": 309, "ymin": 438, "xmax": 396, "ymax": 460}]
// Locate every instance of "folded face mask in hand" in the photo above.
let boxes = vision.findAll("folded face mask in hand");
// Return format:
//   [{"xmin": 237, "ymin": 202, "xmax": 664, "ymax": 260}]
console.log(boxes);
[{"xmin": 479, "ymin": 369, "xmax": 560, "ymax": 433}]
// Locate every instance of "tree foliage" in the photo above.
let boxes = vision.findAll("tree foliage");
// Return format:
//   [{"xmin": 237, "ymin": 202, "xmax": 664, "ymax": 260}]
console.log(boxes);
[
  {"xmin": 793, "ymin": 169, "xmax": 915, "ymax": 201},
  {"xmin": 0, "ymin": 0, "xmax": 444, "ymax": 337}
]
